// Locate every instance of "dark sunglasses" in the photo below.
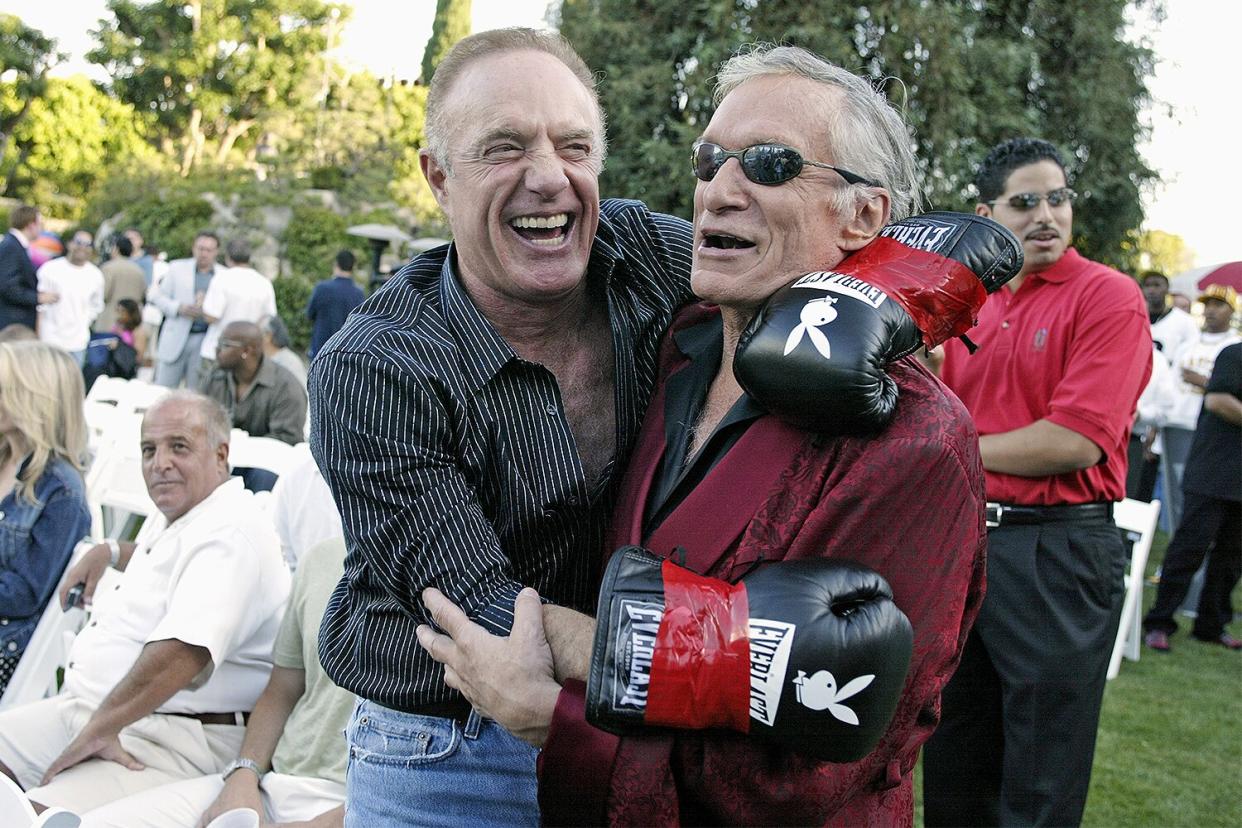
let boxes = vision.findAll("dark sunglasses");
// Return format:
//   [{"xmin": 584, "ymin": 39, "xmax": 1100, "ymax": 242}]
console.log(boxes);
[
  {"xmin": 692, "ymin": 141, "xmax": 880, "ymax": 188},
  {"xmin": 990, "ymin": 187, "xmax": 1077, "ymax": 211}
]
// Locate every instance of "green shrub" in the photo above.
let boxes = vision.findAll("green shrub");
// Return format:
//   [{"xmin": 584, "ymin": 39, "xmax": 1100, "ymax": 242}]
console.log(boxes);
[
  {"xmin": 282, "ymin": 205, "xmax": 352, "ymax": 281},
  {"xmin": 273, "ymin": 272, "xmax": 315, "ymax": 357}
]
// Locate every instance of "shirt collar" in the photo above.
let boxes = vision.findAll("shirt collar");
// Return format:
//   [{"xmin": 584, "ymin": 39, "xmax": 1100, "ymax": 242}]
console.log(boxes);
[
  {"xmin": 671, "ymin": 313, "xmax": 766, "ymax": 423},
  {"xmin": 1024, "ymin": 247, "xmax": 1085, "ymax": 285},
  {"xmin": 8, "ymin": 228, "xmax": 31, "ymax": 249},
  {"xmin": 163, "ymin": 476, "xmax": 246, "ymax": 531},
  {"xmin": 436, "ymin": 211, "xmax": 627, "ymax": 393}
]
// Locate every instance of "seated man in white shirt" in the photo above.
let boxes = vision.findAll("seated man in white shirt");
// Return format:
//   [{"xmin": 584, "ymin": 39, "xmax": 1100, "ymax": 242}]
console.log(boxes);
[
  {"xmin": 0, "ymin": 391, "xmax": 290, "ymax": 815},
  {"xmin": 79, "ymin": 537, "xmax": 351, "ymax": 828}
]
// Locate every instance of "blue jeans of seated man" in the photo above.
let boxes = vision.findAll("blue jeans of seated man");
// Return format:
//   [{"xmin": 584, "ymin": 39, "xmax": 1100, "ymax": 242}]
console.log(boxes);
[{"xmin": 345, "ymin": 698, "xmax": 540, "ymax": 827}]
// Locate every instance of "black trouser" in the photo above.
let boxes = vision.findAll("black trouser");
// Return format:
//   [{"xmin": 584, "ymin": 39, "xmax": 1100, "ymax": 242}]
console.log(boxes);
[
  {"xmin": 1143, "ymin": 491, "xmax": 1242, "ymax": 639},
  {"xmin": 923, "ymin": 520, "xmax": 1126, "ymax": 827},
  {"xmin": 1124, "ymin": 433, "xmax": 1158, "ymax": 503}
]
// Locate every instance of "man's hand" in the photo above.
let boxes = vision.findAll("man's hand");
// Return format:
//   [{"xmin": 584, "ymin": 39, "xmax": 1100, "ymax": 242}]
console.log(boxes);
[
  {"xmin": 41, "ymin": 728, "xmax": 143, "ymax": 785},
  {"xmin": 416, "ymin": 588, "xmax": 561, "ymax": 747},
  {"xmin": 196, "ymin": 770, "xmax": 264, "ymax": 828},
  {"xmin": 37, "ymin": 290, "xmax": 60, "ymax": 304},
  {"xmin": 1182, "ymin": 367, "xmax": 1209, "ymax": 388},
  {"xmin": 58, "ymin": 544, "xmax": 112, "ymax": 610},
  {"xmin": 181, "ymin": 303, "xmax": 205, "ymax": 320}
]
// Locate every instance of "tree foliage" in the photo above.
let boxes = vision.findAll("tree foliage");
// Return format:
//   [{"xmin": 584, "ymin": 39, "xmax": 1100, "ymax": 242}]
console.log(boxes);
[
  {"xmin": 1133, "ymin": 229, "xmax": 1194, "ymax": 276},
  {"xmin": 421, "ymin": 0, "xmax": 472, "ymax": 83},
  {"xmin": 559, "ymin": 0, "xmax": 1160, "ymax": 271},
  {"xmin": 0, "ymin": 14, "xmax": 65, "ymax": 176},
  {"xmin": 0, "ymin": 76, "xmax": 155, "ymax": 215},
  {"xmin": 88, "ymin": 0, "xmax": 347, "ymax": 174}
]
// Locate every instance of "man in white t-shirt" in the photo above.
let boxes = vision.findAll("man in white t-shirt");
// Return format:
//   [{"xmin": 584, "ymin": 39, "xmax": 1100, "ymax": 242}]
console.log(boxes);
[
  {"xmin": 1142, "ymin": 271, "xmax": 1200, "ymax": 361},
  {"xmin": 0, "ymin": 392, "xmax": 290, "ymax": 815},
  {"xmin": 199, "ymin": 238, "xmax": 277, "ymax": 376},
  {"xmin": 37, "ymin": 231, "xmax": 105, "ymax": 365},
  {"xmin": 1161, "ymin": 284, "xmax": 1241, "ymax": 528}
]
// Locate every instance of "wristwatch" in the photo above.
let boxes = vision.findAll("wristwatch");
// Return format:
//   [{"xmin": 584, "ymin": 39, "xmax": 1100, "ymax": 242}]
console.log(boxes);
[{"xmin": 221, "ymin": 757, "xmax": 262, "ymax": 782}]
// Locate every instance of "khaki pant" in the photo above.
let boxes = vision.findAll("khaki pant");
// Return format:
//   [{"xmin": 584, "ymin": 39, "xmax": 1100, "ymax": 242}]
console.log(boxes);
[
  {"xmin": 80, "ymin": 771, "xmax": 345, "ymax": 827},
  {"xmin": 0, "ymin": 694, "xmax": 243, "ymax": 814}
]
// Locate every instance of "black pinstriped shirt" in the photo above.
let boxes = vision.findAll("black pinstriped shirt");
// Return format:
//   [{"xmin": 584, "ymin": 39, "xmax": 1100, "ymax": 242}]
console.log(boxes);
[{"xmin": 309, "ymin": 199, "xmax": 694, "ymax": 711}]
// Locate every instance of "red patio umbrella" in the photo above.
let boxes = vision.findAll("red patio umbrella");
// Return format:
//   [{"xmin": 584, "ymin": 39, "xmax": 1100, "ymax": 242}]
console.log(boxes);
[{"xmin": 1169, "ymin": 261, "xmax": 1242, "ymax": 296}]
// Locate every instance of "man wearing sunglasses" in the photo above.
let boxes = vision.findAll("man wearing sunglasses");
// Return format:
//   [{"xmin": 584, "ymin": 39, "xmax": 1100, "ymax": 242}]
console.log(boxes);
[{"xmin": 925, "ymin": 138, "xmax": 1152, "ymax": 826}]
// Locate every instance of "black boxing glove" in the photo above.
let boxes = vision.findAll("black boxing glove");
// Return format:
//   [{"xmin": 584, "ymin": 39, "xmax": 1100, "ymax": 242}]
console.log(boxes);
[
  {"xmin": 734, "ymin": 211, "xmax": 1022, "ymax": 434},
  {"xmin": 586, "ymin": 546, "xmax": 913, "ymax": 762}
]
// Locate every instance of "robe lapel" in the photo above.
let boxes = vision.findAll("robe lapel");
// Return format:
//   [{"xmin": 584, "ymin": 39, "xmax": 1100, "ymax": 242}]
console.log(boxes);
[{"xmin": 645, "ymin": 416, "xmax": 808, "ymax": 576}]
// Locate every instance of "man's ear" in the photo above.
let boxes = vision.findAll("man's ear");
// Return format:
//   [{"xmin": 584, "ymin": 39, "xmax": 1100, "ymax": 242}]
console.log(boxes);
[
  {"xmin": 838, "ymin": 190, "xmax": 890, "ymax": 252},
  {"xmin": 419, "ymin": 149, "xmax": 451, "ymax": 212},
  {"xmin": 975, "ymin": 203, "xmax": 992, "ymax": 218}
]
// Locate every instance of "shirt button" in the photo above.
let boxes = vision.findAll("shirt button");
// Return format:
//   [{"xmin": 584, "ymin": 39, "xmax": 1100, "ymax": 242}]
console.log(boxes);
[
  {"xmin": 544, "ymin": 403, "xmax": 557, "ymax": 416},
  {"xmin": 6, "ymin": 642, "xmax": 16, "ymax": 652},
  {"xmin": 0, "ymin": 618, "xmax": 7, "ymax": 625},
  {"xmin": 567, "ymin": 496, "xmax": 580, "ymax": 507},
  {"xmin": 1001, "ymin": 321, "xmax": 1010, "ymax": 329},
  {"xmin": 0, "ymin": 511, "xmax": 5, "ymax": 520}
]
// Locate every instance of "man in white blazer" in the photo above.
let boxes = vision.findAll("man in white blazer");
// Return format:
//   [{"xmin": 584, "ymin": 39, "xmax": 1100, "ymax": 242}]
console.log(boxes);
[{"xmin": 149, "ymin": 232, "xmax": 219, "ymax": 389}]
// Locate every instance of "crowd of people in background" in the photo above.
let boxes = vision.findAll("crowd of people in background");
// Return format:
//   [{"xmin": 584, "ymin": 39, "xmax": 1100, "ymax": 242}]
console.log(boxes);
[
  {"xmin": 0, "ymin": 24, "xmax": 1238, "ymax": 828},
  {"xmin": 0, "ymin": 203, "xmax": 369, "ymax": 449}
]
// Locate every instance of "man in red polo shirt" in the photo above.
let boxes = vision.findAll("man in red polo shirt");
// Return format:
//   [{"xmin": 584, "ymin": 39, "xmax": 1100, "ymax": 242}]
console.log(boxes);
[{"xmin": 923, "ymin": 138, "xmax": 1151, "ymax": 826}]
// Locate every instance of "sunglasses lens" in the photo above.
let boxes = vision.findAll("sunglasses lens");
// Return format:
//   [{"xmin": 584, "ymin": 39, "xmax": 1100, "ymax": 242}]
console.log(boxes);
[
  {"xmin": 745, "ymin": 144, "xmax": 802, "ymax": 185},
  {"xmin": 692, "ymin": 143, "xmax": 723, "ymax": 181},
  {"xmin": 1047, "ymin": 188, "xmax": 1074, "ymax": 207},
  {"xmin": 1008, "ymin": 193, "xmax": 1038, "ymax": 210}
]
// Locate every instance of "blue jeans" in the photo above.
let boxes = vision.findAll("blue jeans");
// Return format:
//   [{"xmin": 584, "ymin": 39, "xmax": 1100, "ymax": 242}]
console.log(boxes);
[{"xmin": 344, "ymin": 698, "xmax": 540, "ymax": 827}]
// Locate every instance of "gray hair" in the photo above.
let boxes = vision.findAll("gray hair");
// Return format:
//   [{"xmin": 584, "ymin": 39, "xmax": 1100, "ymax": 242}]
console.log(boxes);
[
  {"xmin": 714, "ymin": 45, "xmax": 922, "ymax": 220},
  {"xmin": 423, "ymin": 27, "xmax": 607, "ymax": 173},
  {"xmin": 146, "ymin": 391, "xmax": 232, "ymax": 449}
]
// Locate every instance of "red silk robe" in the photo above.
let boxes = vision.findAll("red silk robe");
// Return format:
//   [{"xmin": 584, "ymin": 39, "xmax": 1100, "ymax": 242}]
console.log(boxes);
[{"xmin": 539, "ymin": 304, "xmax": 987, "ymax": 826}]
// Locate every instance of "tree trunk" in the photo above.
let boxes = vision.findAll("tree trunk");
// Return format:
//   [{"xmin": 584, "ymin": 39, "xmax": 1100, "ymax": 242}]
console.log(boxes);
[
  {"xmin": 180, "ymin": 107, "xmax": 206, "ymax": 176},
  {"xmin": 2, "ymin": 142, "xmax": 33, "ymax": 197},
  {"xmin": 214, "ymin": 118, "xmax": 256, "ymax": 165}
]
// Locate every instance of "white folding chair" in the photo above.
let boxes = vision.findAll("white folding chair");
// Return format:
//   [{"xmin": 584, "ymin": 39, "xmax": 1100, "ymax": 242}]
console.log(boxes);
[
  {"xmin": 229, "ymin": 433, "xmax": 302, "ymax": 481},
  {"xmin": 1108, "ymin": 497, "xmax": 1162, "ymax": 679},
  {"xmin": 86, "ymin": 411, "xmax": 155, "ymax": 540},
  {"xmin": 0, "ymin": 773, "xmax": 80, "ymax": 826}
]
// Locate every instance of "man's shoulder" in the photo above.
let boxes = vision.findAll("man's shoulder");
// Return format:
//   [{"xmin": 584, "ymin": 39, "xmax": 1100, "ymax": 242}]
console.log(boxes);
[
  {"xmin": 876, "ymin": 359, "xmax": 979, "ymax": 462},
  {"xmin": 600, "ymin": 198, "xmax": 692, "ymax": 243}
]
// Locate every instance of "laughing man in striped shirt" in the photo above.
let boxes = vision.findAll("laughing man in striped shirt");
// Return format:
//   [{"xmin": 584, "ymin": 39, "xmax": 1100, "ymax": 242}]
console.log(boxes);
[{"xmin": 307, "ymin": 28, "xmax": 693, "ymax": 826}]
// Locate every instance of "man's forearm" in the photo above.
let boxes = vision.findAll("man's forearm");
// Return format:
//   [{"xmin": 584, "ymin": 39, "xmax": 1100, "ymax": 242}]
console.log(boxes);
[
  {"xmin": 979, "ymin": 419, "xmax": 1102, "ymax": 477},
  {"xmin": 84, "ymin": 639, "xmax": 212, "ymax": 737},
  {"xmin": 542, "ymin": 605, "xmax": 596, "ymax": 684},
  {"xmin": 234, "ymin": 666, "xmax": 305, "ymax": 770},
  {"xmin": 1205, "ymin": 392, "xmax": 1242, "ymax": 426}
]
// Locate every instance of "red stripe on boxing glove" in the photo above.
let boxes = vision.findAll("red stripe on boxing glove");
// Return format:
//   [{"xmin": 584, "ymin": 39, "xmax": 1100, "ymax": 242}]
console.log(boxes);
[
  {"xmin": 586, "ymin": 546, "xmax": 913, "ymax": 762},
  {"xmin": 734, "ymin": 211, "xmax": 1022, "ymax": 434}
]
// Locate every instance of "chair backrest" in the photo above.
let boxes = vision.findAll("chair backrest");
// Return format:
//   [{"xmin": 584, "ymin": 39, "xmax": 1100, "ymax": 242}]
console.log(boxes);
[
  {"xmin": 1108, "ymin": 497, "xmax": 1162, "ymax": 679},
  {"xmin": 0, "ymin": 771, "xmax": 37, "ymax": 826},
  {"xmin": 229, "ymin": 433, "xmax": 302, "ymax": 479}
]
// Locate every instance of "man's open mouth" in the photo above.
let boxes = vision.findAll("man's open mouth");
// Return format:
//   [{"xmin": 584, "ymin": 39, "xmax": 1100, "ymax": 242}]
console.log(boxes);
[
  {"xmin": 702, "ymin": 232, "xmax": 756, "ymax": 250},
  {"xmin": 510, "ymin": 213, "xmax": 573, "ymax": 247}
]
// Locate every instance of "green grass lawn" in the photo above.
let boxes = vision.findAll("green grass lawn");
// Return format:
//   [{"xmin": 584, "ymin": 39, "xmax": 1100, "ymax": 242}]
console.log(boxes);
[{"xmin": 914, "ymin": 531, "xmax": 1242, "ymax": 827}]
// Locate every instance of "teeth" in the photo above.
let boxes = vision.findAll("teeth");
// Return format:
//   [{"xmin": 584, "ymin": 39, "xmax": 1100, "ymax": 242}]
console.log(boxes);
[{"xmin": 511, "ymin": 213, "xmax": 569, "ymax": 229}]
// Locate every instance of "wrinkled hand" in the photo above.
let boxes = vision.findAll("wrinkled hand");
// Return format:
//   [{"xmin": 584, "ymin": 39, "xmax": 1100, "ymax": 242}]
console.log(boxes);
[
  {"xmin": 41, "ymin": 729, "xmax": 143, "ymax": 785},
  {"xmin": 416, "ymin": 587, "xmax": 562, "ymax": 747},
  {"xmin": 196, "ymin": 772, "xmax": 263, "ymax": 828},
  {"xmin": 58, "ymin": 544, "xmax": 111, "ymax": 610}
]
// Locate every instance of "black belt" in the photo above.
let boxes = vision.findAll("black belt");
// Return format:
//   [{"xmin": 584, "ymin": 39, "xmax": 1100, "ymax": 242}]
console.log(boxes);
[
  {"xmin": 163, "ymin": 710, "xmax": 251, "ymax": 726},
  {"xmin": 985, "ymin": 501, "xmax": 1113, "ymax": 528},
  {"xmin": 409, "ymin": 698, "xmax": 473, "ymax": 726}
]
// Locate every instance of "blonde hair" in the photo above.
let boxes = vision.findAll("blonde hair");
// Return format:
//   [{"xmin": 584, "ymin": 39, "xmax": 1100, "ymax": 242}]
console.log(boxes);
[{"xmin": 0, "ymin": 342, "xmax": 88, "ymax": 504}]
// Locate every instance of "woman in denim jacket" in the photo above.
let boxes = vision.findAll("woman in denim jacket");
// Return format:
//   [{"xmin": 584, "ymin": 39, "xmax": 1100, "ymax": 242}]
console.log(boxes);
[{"xmin": 0, "ymin": 341, "xmax": 91, "ymax": 694}]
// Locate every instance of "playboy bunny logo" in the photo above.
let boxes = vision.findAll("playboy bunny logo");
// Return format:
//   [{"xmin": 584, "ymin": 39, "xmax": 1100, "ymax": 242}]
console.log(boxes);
[
  {"xmin": 792, "ymin": 669, "xmax": 875, "ymax": 725},
  {"xmin": 784, "ymin": 296, "xmax": 838, "ymax": 359}
]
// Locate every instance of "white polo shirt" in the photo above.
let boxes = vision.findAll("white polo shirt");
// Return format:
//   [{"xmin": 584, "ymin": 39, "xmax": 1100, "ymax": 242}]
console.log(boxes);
[
  {"xmin": 200, "ymin": 265, "xmax": 278, "ymax": 360},
  {"xmin": 270, "ymin": 443, "xmax": 343, "ymax": 573},
  {"xmin": 63, "ymin": 477, "xmax": 290, "ymax": 713},
  {"xmin": 37, "ymin": 257, "xmax": 105, "ymax": 352}
]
